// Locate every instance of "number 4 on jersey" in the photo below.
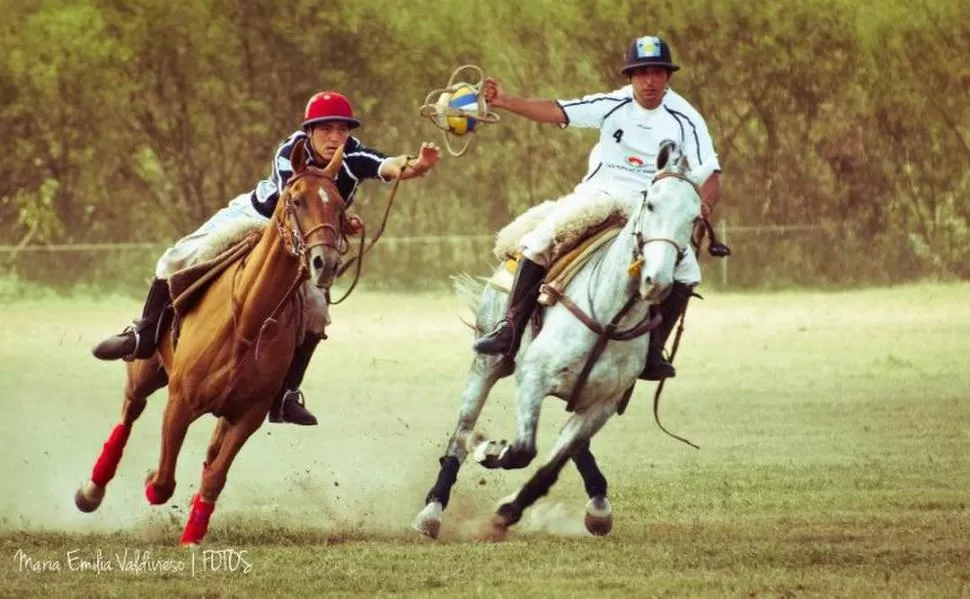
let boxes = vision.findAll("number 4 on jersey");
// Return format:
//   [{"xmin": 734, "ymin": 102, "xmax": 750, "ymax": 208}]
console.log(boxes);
[{"xmin": 612, "ymin": 129, "xmax": 624, "ymax": 143}]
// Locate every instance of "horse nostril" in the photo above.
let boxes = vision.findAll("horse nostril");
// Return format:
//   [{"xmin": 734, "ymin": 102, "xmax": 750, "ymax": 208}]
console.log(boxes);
[
  {"xmin": 644, "ymin": 275, "xmax": 653, "ymax": 286},
  {"xmin": 312, "ymin": 256, "xmax": 324, "ymax": 272}
]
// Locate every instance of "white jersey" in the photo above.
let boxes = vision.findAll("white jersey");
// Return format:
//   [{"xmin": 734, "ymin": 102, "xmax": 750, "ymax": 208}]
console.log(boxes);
[{"xmin": 557, "ymin": 86, "xmax": 720, "ymax": 200}]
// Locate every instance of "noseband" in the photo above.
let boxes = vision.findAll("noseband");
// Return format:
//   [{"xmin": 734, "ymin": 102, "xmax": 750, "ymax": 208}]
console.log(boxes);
[
  {"xmin": 275, "ymin": 169, "xmax": 347, "ymax": 263},
  {"xmin": 630, "ymin": 170, "xmax": 702, "ymax": 271}
]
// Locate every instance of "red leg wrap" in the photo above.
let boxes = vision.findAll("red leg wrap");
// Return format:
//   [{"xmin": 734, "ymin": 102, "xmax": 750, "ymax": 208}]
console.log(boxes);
[
  {"xmin": 180, "ymin": 494, "xmax": 216, "ymax": 545},
  {"xmin": 91, "ymin": 424, "xmax": 132, "ymax": 487}
]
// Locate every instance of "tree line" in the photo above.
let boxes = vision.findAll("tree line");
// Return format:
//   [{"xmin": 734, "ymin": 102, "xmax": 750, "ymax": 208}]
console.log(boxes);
[{"xmin": 1, "ymin": 0, "xmax": 967, "ymax": 290}]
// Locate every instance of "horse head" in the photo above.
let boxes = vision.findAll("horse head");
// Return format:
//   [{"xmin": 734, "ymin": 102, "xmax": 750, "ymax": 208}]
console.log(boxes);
[
  {"xmin": 631, "ymin": 140, "xmax": 718, "ymax": 302},
  {"xmin": 277, "ymin": 138, "xmax": 348, "ymax": 290}
]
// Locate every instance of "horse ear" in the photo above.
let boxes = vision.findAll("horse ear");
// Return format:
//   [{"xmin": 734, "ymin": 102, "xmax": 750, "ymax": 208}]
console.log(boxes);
[
  {"xmin": 656, "ymin": 139, "xmax": 677, "ymax": 171},
  {"xmin": 291, "ymin": 138, "xmax": 309, "ymax": 173},
  {"xmin": 321, "ymin": 143, "xmax": 344, "ymax": 180},
  {"xmin": 676, "ymin": 154, "xmax": 691, "ymax": 173}
]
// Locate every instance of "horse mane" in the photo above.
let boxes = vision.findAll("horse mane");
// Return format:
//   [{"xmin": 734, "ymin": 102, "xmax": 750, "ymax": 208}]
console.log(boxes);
[{"xmin": 450, "ymin": 272, "xmax": 485, "ymax": 332}]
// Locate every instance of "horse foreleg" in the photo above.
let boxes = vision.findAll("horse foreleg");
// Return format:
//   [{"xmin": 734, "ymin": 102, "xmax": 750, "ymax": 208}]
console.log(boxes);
[
  {"xmin": 413, "ymin": 354, "xmax": 512, "ymax": 539},
  {"xmin": 572, "ymin": 440, "xmax": 612, "ymax": 536},
  {"xmin": 145, "ymin": 391, "xmax": 198, "ymax": 506},
  {"xmin": 75, "ymin": 357, "xmax": 167, "ymax": 513},
  {"xmin": 488, "ymin": 399, "xmax": 618, "ymax": 539},
  {"xmin": 467, "ymin": 366, "xmax": 547, "ymax": 471},
  {"xmin": 180, "ymin": 410, "xmax": 264, "ymax": 546}
]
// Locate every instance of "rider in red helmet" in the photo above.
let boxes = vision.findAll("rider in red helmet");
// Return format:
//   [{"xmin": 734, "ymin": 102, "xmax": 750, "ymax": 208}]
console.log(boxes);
[{"xmin": 92, "ymin": 90, "xmax": 441, "ymax": 426}]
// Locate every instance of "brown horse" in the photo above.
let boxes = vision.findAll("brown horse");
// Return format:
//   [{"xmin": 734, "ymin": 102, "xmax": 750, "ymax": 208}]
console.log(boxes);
[{"xmin": 75, "ymin": 139, "xmax": 347, "ymax": 545}]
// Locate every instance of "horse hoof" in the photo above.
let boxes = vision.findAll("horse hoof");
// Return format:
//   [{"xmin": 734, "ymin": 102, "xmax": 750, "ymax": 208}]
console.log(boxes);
[
  {"xmin": 470, "ymin": 438, "xmax": 509, "ymax": 469},
  {"xmin": 584, "ymin": 496, "xmax": 613, "ymax": 537},
  {"xmin": 74, "ymin": 481, "xmax": 104, "ymax": 513},
  {"xmin": 483, "ymin": 514, "xmax": 510, "ymax": 541},
  {"xmin": 145, "ymin": 482, "xmax": 173, "ymax": 505},
  {"xmin": 503, "ymin": 445, "xmax": 537, "ymax": 470},
  {"xmin": 411, "ymin": 502, "xmax": 443, "ymax": 539}
]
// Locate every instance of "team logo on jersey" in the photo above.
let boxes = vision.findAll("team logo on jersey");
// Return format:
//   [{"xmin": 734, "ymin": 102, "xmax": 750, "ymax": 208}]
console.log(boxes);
[
  {"xmin": 635, "ymin": 36, "xmax": 662, "ymax": 59},
  {"xmin": 626, "ymin": 156, "xmax": 645, "ymax": 167}
]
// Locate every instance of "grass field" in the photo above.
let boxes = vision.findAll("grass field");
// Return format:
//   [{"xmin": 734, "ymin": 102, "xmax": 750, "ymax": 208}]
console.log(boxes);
[{"xmin": 1, "ymin": 282, "xmax": 968, "ymax": 597}]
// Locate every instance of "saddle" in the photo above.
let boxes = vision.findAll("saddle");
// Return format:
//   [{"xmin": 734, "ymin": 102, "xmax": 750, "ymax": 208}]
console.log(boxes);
[
  {"xmin": 168, "ymin": 230, "xmax": 264, "ymax": 318},
  {"xmin": 156, "ymin": 231, "xmax": 263, "ymax": 351},
  {"xmin": 487, "ymin": 214, "xmax": 625, "ymax": 305}
]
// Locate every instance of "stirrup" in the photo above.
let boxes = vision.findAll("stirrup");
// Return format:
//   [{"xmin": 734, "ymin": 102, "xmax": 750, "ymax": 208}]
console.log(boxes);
[
  {"xmin": 283, "ymin": 389, "xmax": 306, "ymax": 407},
  {"xmin": 280, "ymin": 389, "xmax": 318, "ymax": 426},
  {"xmin": 121, "ymin": 325, "xmax": 142, "ymax": 362}
]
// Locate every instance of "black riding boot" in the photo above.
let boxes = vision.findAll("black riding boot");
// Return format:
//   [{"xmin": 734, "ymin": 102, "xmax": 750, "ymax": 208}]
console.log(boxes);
[
  {"xmin": 269, "ymin": 333, "xmax": 322, "ymax": 426},
  {"xmin": 473, "ymin": 257, "xmax": 547, "ymax": 356},
  {"xmin": 640, "ymin": 282, "xmax": 694, "ymax": 381},
  {"xmin": 92, "ymin": 278, "xmax": 171, "ymax": 361}
]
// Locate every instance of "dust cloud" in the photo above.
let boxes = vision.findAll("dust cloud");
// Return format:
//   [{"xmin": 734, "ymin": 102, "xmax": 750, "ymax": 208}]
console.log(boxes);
[{"xmin": 0, "ymin": 292, "xmax": 596, "ymax": 544}]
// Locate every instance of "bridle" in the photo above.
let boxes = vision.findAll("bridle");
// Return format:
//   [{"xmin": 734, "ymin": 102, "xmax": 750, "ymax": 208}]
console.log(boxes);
[
  {"xmin": 628, "ymin": 170, "xmax": 702, "ymax": 274},
  {"xmin": 274, "ymin": 168, "xmax": 349, "ymax": 268}
]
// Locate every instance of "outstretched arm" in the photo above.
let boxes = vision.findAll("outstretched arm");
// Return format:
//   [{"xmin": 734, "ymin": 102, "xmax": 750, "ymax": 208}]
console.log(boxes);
[
  {"xmin": 379, "ymin": 142, "xmax": 442, "ymax": 180},
  {"xmin": 483, "ymin": 77, "xmax": 567, "ymax": 125}
]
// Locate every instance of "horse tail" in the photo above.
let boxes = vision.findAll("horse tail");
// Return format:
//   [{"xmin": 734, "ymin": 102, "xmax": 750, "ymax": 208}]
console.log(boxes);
[{"xmin": 450, "ymin": 272, "xmax": 485, "ymax": 332}]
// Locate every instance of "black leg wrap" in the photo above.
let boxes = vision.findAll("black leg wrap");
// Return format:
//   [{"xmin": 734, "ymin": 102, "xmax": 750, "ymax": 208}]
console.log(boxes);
[
  {"xmin": 496, "ymin": 502, "xmax": 523, "ymax": 526},
  {"xmin": 509, "ymin": 455, "xmax": 570, "ymax": 517},
  {"xmin": 572, "ymin": 443, "xmax": 608, "ymax": 498},
  {"xmin": 425, "ymin": 455, "xmax": 461, "ymax": 509}
]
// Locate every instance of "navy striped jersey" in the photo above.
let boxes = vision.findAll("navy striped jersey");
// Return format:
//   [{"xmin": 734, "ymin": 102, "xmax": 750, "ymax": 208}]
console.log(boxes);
[
  {"xmin": 250, "ymin": 131, "xmax": 390, "ymax": 218},
  {"xmin": 557, "ymin": 86, "xmax": 720, "ymax": 200}
]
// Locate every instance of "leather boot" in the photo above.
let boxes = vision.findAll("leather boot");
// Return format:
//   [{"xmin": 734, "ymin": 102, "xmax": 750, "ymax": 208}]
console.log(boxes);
[
  {"xmin": 92, "ymin": 278, "xmax": 170, "ymax": 361},
  {"xmin": 269, "ymin": 334, "xmax": 321, "ymax": 426},
  {"xmin": 473, "ymin": 257, "xmax": 547, "ymax": 356},
  {"xmin": 640, "ymin": 282, "xmax": 693, "ymax": 381}
]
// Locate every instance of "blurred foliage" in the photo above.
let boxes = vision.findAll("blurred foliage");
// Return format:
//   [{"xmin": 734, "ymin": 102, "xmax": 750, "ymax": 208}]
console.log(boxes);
[{"xmin": 0, "ymin": 0, "xmax": 967, "ymax": 290}]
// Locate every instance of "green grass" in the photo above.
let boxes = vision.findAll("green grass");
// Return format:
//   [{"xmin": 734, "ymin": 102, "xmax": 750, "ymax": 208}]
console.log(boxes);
[{"xmin": 1, "ymin": 282, "xmax": 968, "ymax": 597}]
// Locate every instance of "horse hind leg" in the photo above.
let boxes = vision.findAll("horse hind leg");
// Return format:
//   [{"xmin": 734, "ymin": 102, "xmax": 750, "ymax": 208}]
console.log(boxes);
[
  {"xmin": 488, "ymin": 399, "xmax": 618, "ymax": 539},
  {"xmin": 75, "ymin": 357, "xmax": 167, "ymax": 513},
  {"xmin": 572, "ymin": 440, "xmax": 612, "ymax": 536},
  {"xmin": 180, "ymin": 410, "xmax": 264, "ymax": 546},
  {"xmin": 204, "ymin": 417, "xmax": 229, "ymax": 471},
  {"xmin": 413, "ymin": 353, "xmax": 512, "ymax": 539}
]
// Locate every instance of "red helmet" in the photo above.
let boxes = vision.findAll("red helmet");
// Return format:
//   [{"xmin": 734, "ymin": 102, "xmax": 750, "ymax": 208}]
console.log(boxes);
[{"xmin": 302, "ymin": 91, "xmax": 361, "ymax": 129}]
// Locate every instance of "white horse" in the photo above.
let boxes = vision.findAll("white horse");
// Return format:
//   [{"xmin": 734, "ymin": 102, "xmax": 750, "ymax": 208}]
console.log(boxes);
[{"xmin": 413, "ymin": 141, "xmax": 718, "ymax": 539}]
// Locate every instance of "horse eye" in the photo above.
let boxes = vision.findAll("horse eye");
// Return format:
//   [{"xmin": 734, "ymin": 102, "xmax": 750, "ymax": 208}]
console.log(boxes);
[
  {"xmin": 293, "ymin": 197, "xmax": 304, "ymax": 208},
  {"xmin": 646, "ymin": 202, "xmax": 655, "ymax": 212}
]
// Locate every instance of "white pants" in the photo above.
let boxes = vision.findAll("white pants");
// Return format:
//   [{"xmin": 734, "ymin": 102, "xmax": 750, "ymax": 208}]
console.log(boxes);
[
  {"xmin": 519, "ymin": 189, "xmax": 701, "ymax": 285},
  {"xmin": 154, "ymin": 194, "xmax": 331, "ymax": 334},
  {"xmin": 155, "ymin": 194, "xmax": 264, "ymax": 279}
]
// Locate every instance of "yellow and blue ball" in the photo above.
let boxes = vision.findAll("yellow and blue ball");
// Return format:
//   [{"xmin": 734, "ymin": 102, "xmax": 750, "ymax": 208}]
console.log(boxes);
[{"xmin": 445, "ymin": 84, "xmax": 479, "ymax": 136}]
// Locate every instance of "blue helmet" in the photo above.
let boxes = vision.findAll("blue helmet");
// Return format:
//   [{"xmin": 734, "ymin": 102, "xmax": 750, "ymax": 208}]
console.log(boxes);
[{"xmin": 621, "ymin": 36, "xmax": 680, "ymax": 75}]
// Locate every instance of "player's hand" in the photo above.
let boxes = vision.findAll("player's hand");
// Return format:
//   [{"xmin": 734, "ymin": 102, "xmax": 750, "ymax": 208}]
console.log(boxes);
[
  {"xmin": 411, "ymin": 142, "xmax": 441, "ymax": 174},
  {"xmin": 344, "ymin": 214, "xmax": 363, "ymax": 236},
  {"xmin": 482, "ymin": 77, "xmax": 506, "ymax": 107}
]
